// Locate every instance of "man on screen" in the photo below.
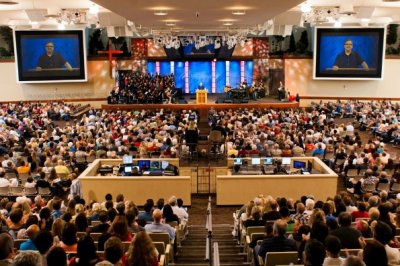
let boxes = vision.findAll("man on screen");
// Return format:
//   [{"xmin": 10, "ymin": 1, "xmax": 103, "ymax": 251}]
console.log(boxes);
[
  {"xmin": 36, "ymin": 42, "xmax": 72, "ymax": 70},
  {"xmin": 332, "ymin": 40, "xmax": 369, "ymax": 70}
]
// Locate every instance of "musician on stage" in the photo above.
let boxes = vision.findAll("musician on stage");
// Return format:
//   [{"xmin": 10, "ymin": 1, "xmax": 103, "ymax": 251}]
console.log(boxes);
[
  {"xmin": 224, "ymin": 84, "xmax": 232, "ymax": 99},
  {"xmin": 332, "ymin": 40, "xmax": 369, "ymax": 70},
  {"xmin": 249, "ymin": 81, "xmax": 258, "ymax": 101}
]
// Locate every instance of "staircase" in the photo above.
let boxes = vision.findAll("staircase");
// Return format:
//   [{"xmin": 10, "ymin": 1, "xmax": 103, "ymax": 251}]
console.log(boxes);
[{"xmin": 171, "ymin": 224, "xmax": 250, "ymax": 266}]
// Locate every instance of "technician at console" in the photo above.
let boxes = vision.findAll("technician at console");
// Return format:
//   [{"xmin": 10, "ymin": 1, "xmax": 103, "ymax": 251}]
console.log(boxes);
[
  {"xmin": 273, "ymin": 160, "xmax": 287, "ymax": 174},
  {"xmin": 36, "ymin": 42, "xmax": 72, "ymax": 70}
]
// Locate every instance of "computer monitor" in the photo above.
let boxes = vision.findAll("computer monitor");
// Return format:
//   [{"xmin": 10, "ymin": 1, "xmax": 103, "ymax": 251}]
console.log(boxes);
[
  {"xmin": 264, "ymin": 158, "xmax": 273, "ymax": 165},
  {"xmin": 293, "ymin": 160, "xmax": 306, "ymax": 169},
  {"xmin": 124, "ymin": 166, "xmax": 132, "ymax": 173},
  {"xmin": 233, "ymin": 158, "xmax": 242, "ymax": 165},
  {"xmin": 123, "ymin": 155, "xmax": 133, "ymax": 164},
  {"xmin": 161, "ymin": 161, "xmax": 169, "ymax": 170},
  {"xmin": 138, "ymin": 160, "xmax": 150, "ymax": 170},
  {"xmin": 251, "ymin": 158, "xmax": 261, "ymax": 166},
  {"xmin": 150, "ymin": 161, "xmax": 161, "ymax": 170},
  {"xmin": 282, "ymin": 157, "xmax": 291, "ymax": 165}
]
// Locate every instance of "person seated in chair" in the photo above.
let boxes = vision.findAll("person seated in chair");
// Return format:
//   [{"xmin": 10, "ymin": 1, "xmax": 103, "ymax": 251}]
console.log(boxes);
[
  {"xmin": 184, "ymin": 121, "xmax": 199, "ymax": 154},
  {"xmin": 274, "ymin": 160, "xmax": 287, "ymax": 175}
]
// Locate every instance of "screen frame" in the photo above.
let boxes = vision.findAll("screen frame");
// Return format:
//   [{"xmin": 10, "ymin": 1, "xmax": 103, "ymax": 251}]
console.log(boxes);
[
  {"xmin": 313, "ymin": 26, "xmax": 386, "ymax": 80},
  {"xmin": 233, "ymin": 158, "xmax": 243, "ymax": 165},
  {"xmin": 14, "ymin": 29, "xmax": 87, "ymax": 83},
  {"xmin": 264, "ymin": 158, "xmax": 273, "ymax": 165}
]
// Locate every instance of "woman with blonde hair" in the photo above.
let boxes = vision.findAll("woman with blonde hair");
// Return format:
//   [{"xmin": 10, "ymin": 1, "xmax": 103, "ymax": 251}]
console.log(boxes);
[{"xmin": 127, "ymin": 231, "xmax": 158, "ymax": 266}]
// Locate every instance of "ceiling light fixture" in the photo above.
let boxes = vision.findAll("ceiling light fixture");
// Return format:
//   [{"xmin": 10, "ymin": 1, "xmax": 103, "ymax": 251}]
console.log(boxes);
[
  {"xmin": 232, "ymin": 10, "xmax": 245, "ymax": 15},
  {"xmin": 223, "ymin": 22, "xmax": 233, "ymax": 26},
  {"xmin": 166, "ymin": 22, "xmax": 176, "ymax": 26},
  {"xmin": 89, "ymin": 4, "xmax": 99, "ymax": 14},
  {"xmin": 154, "ymin": 10, "xmax": 168, "ymax": 16},
  {"xmin": 0, "ymin": 0, "xmax": 18, "ymax": 5},
  {"xmin": 300, "ymin": 2, "xmax": 312, "ymax": 13}
]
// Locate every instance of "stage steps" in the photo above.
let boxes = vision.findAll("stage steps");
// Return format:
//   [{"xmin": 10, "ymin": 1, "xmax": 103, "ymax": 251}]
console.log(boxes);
[{"xmin": 171, "ymin": 224, "xmax": 249, "ymax": 266}]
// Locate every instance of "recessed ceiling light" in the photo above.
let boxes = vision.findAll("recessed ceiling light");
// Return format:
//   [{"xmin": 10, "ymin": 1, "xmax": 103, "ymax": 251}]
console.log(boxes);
[
  {"xmin": 223, "ymin": 22, "xmax": 233, "ymax": 26},
  {"xmin": 232, "ymin": 10, "xmax": 245, "ymax": 15},
  {"xmin": 154, "ymin": 10, "xmax": 168, "ymax": 16},
  {"xmin": 0, "ymin": 0, "xmax": 18, "ymax": 4},
  {"xmin": 166, "ymin": 22, "xmax": 176, "ymax": 26}
]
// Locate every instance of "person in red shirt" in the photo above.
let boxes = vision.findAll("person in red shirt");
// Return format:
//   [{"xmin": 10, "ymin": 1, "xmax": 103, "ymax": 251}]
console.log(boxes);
[{"xmin": 351, "ymin": 202, "xmax": 369, "ymax": 221}]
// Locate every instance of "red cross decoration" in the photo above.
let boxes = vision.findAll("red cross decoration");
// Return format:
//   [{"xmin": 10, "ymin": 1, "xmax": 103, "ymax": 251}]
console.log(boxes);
[{"xmin": 98, "ymin": 39, "xmax": 123, "ymax": 77}]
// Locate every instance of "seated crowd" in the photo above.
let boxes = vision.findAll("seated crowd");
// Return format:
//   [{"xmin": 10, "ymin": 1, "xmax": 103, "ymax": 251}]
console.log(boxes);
[
  {"xmin": 236, "ymin": 192, "xmax": 400, "ymax": 266},
  {"xmin": 108, "ymin": 72, "xmax": 176, "ymax": 104},
  {"xmin": 0, "ymin": 193, "xmax": 188, "ymax": 266}
]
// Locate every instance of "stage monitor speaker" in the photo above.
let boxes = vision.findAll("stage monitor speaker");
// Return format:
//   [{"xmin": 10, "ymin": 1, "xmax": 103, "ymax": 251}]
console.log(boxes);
[
  {"xmin": 215, "ymin": 99, "xmax": 225, "ymax": 104},
  {"xmin": 241, "ymin": 99, "xmax": 249, "ymax": 103},
  {"xmin": 224, "ymin": 99, "xmax": 233, "ymax": 103},
  {"xmin": 189, "ymin": 94, "xmax": 196, "ymax": 100}
]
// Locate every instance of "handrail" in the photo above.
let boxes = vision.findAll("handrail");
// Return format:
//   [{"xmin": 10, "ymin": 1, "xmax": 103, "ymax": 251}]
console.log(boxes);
[
  {"xmin": 205, "ymin": 196, "xmax": 213, "ymax": 265},
  {"xmin": 213, "ymin": 242, "xmax": 220, "ymax": 266}
]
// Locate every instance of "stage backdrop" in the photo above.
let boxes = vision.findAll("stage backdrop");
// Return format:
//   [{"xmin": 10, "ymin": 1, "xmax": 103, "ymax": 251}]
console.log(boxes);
[{"xmin": 147, "ymin": 60, "xmax": 253, "ymax": 93}]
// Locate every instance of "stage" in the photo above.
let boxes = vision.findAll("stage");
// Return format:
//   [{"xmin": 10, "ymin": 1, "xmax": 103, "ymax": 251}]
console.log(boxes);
[{"xmin": 102, "ymin": 93, "xmax": 299, "ymax": 111}]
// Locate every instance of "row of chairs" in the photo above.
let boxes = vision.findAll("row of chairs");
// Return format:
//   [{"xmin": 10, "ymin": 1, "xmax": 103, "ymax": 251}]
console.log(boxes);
[{"xmin": 0, "ymin": 186, "xmax": 51, "ymax": 197}]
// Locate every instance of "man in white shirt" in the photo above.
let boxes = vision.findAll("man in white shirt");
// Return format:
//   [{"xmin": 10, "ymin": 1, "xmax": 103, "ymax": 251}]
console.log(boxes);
[
  {"xmin": 169, "ymin": 196, "xmax": 189, "ymax": 225},
  {"xmin": 0, "ymin": 170, "xmax": 10, "ymax": 187}
]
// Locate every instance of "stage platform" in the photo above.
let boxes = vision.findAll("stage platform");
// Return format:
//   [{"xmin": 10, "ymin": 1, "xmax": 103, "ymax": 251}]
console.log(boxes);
[{"xmin": 102, "ymin": 94, "xmax": 299, "ymax": 111}]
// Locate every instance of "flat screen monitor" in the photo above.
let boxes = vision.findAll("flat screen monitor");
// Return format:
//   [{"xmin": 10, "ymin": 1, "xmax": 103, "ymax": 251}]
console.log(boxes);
[
  {"xmin": 161, "ymin": 161, "xmax": 169, "ymax": 170},
  {"xmin": 124, "ymin": 166, "xmax": 132, "ymax": 173},
  {"xmin": 282, "ymin": 157, "xmax": 291, "ymax": 166},
  {"xmin": 150, "ymin": 161, "xmax": 161, "ymax": 170},
  {"xmin": 293, "ymin": 160, "xmax": 306, "ymax": 169},
  {"xmin": 233, "ymin": 158, "xmax": 242, "ymax": 165},
  {"xmin": 138, "ymin": 160, "xmax": 150, "ymax": 170},
  {"xmin": 313, "ymin": 27, "xmax": 385, "ymax": 80},
  {"xmin": 14, "ymin": 30, "xmax": 87, "ymax": 83},
  {"xmin": 123, "ymin": 155, "xmax": 133, "ymax": 164},
  {"xmin": 251, "ymin": 158, "xmax": 261, "ymax": 166},
  {"xmin": 264, "ymin": 158, "xmax": 273, "ymax": 165}
]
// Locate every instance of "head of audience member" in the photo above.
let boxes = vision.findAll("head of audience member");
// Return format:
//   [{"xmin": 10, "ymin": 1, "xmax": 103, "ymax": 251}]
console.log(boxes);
[
  {"xmin": 338, "ymin": 212, "xmax": 352, "ymax": 227},
  {"xmin": 61, "ymin": 222, "xmax": 78, "ymax": 246},
  {"xmin": 33, "ymin": 230, "xmax": 54, "ymax": 255},
  {"xmin": 127, "ymin": 231, "xmax": 158, "ymax": 266},
  {"xmin": 0, "ymin": 233, "xmax": 14, "ymax": 260},
  {"xmin": 116, "ymin": 202, "xmax": 125, "ymax": 215},
  {"xmin": 47, "ymin": 247, "xmax": 67, "ymax": 266},
  {"xmin": 143, "ymin": 202, "xmax": 152, "ymax": 213},
  {"xmin": 373, "ymin": 221, "xmax": 393, "ymax": 245},
  {"xmin": 98, "ymin": 210, "xmax": 108, "ymax": 224},
  {"xmin": 177, "ymin": 198, "xmax": 184, "ymax": 208},
  {"xmin": 368, "ymin": 207, "xmax": 380, "ymax": 222},
  {"xmin": 116, "ymin": 194, "xmax": 124, "ymax": 203},
  {"xmin": 76, "ymin": 235, "xmax": 98, "ymax": 264},
  {"xmin": 325, "ymin": 235, "xmax": 341, "ymax": 259},
  {"xmin": 272, "ymin": 219, "xmax": 288, "ymax": 237},
  {"xmin": 75, "ymin": 212, "xmax": 89, "ymax": 232},
  {"xmin": 310, "ymin": 221, "xmax": 329, "ymax": 244},
  {"xmin": 107, "ymin": 208, "xmax": 117, "ymax": 223},
  {"xmin": 13, "ymin": 251, "xmax": 41, "ymax": 266},
  {"xmin": 104, "ymin": 236, "xmax": 124, "ymax": 264},
  {"xmin": 26, "ymin": 224, "xmax": 40, "ymax": 241},
  {"xmin": 304, "ymin": 239, "xmax": 326, "ymax": 266},
  {"xmin": 296, "ymin": 202, "xmax": 305, "ymax": 214},
  {"xmin": 152, "ymin": 209, "xmax": 163, "ymax": 223},
  {"xmin": 169, "ymin": 196, "xmax": 177, "ymax": 207},
  {"xmin": 156, "ymin": 198, "xmax": 165, "ymax": 209},
  {"xmin": 109, "ymin": 215, "xmax": 130, "ymax": 241},
  {"xmin": 363, "ymin": 239, "xmax": 387, "ymax": 266}
]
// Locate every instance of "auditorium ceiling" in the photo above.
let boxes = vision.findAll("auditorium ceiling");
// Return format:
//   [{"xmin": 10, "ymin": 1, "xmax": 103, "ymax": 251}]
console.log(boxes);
[{"xmin": 0, "ymin": 0, "xmax": 400, "ymax": 32}]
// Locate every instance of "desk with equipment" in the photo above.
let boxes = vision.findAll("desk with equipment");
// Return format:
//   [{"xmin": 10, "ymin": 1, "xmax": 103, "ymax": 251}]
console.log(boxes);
[
  {"xmin": 217, "ymin": 157, "xmax": 337, "ymax": 205},
  {"xmin": 79, "ymin": 158, "xmax": 191, "ymax": 205}
]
